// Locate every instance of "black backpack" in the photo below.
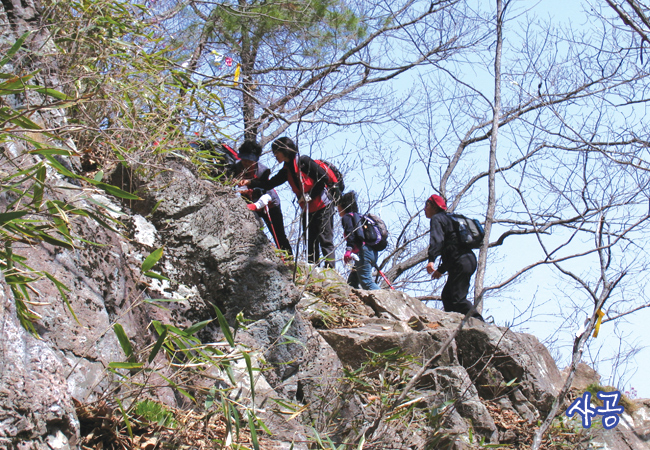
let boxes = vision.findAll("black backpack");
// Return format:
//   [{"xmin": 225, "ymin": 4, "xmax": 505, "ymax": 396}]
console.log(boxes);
[
  {"xmin": 448, "ymin": 213, "xmax": 485, "ymax": 249},
  {"xmin": 361, "ymin": 213, "xmax": 388, "ymax": 251},
  {"xmin": 315, "ymin": 159, "xmax": 345, "ymax": 203}
]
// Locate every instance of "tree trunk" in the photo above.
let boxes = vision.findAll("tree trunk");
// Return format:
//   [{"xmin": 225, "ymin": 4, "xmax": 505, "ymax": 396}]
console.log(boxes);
[{"xmin": 473, "ymin": 0, "xmax": 504, "ymax": 313}]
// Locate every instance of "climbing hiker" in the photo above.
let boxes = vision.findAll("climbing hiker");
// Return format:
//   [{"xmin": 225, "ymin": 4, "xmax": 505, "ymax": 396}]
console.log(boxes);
[
  {"xmin": 241, "ymin": 137, "xmax": 335, "ymax": 268},
  {"xmin": 337, "ymin": 191, "xmax": 381, "ymax": 290},
  {"xmin": 230, "ymin": 140, "xmax": 292, "ymax": 255},
  {"xmin": 424, "ymin": 194, "xmax": 484, "ymax": 321}
]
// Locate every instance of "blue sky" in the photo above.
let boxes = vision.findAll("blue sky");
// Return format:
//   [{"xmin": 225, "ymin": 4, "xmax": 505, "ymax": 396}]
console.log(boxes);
[{"xmin": 244, "ymin": 0, "xmax": 650, "ymax": 399}]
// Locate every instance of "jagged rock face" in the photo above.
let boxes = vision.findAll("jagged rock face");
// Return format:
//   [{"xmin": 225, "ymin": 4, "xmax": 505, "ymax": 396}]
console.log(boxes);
[
  {"xmin": 2, "ymin": 155, "xmax": 650, "ymax": 449},
  {"xmin": 0, "ymin": 156, "xmax": 306, "ymax": 447},
  {"xmin": 0, "ymin": 277, "xmax": 80, "ymax": 449},
  {"xmin": 417, "ymin": 366, "xmax": 498, "ymax": 439},
  {"xmin": 456, "ymin": 326, "xmax": 563, "ymax": 416},
  {"xmin": 131, "ymin": 161, "xmax": 300, "ymax": 324}
]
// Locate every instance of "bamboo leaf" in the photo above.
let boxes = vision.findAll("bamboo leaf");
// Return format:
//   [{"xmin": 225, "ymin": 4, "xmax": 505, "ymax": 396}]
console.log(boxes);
[
  {"xmin": 247, "ymin": 411, "xmax": 260, "ymax": 450},
  {"xmin": 33, "ymin": 165, "xmax": 46, "ymax": 209},
  {"xmin": 280, "ymin": 316, "xmax": 294, "ymax": 336},
  {"xmin": 151, "ymin": 320, "xmax": 165, "ymax": 335},
  {"xmin": 184, "ymin": 319, "xmax": 212, "ymax": 336},
  {"xmin": 145, "ymin": 298, "xmax": 185, "ymax": 303},
  {"xmin": 37, "ymin": 232, "xmax": 74, "ymax": 250},
  {"xmin": 243, "ymin": 351, "xmax": 255, "ymax": 403},
  {"xmin": 148, "ymin": 326, "xmax": 168, "ymax": 363},
  {"xmin": 83, "ymin": 210, "xmax": 120, "ymax": 233},
  {"xmin": 142, "ymin": 271, "xmax": 169, "ymax": 281},
  {"xmin": 231, "ymin": 403, "xmax": 241, "ymax": 438},
  {"xmin": 213, "ymin": 304, "xmax": 234, "ymax": 347},
  {"xmin": 0, "ymin": 211, "xmax": 28, "ymax": 225},
  {"xmin": 222, "ymin": 399, "xmax": 233, "ymax": 445},
  {"xmin": 109, "ymin": 361, "xmax": 144, "ymax": 370},
  {"xmin": 149, "ymin": 199, "xmax": 163, "ymax": 216},
  {"xmin": 43, "ymin": 272, "xmax": 78, "ymax": 325},
  {"xmin": 116, "ymin": 397, "xmax": 133, "ymax": 439},
  {"xmin": 9, "ymin": 113, "xmax": 42, "ymax": 130},
  {"xmin": 85, "ymin": 197, "xmax": 124, "ymax": 217},
  {"xmin": 32, "ymin": 87, "xmax": 71, "ymax": 100},
  {"xmin": 142, "ymin": 247, "xmax": 164, "ymax": 272},
  {"xmin": 177, "ymin": 387, "xmax": 194, "ymax": 401},
  {"xmin": 0, "ymin": 77, "xmax": 32, "ymax": 92},
  {"xmin": 0, "ymin": 32, "xmax": 31, "ymax": 67},
  {"xmin": 113, "ymin": 323, "xmax": 133, "ymax": 358},
  {"xmin": 29, "ymin": 148, "xmax": 75, "ymax": 156},
  {"xmin": 44, "ymin": 155, "xmax": 77, "ymax": 178},
  {"xmin": 86, "ymin": 179, "xmax": 141, "ymax": 200},
  {"xmin": 279, "ymin": 335, "xmax": 306, "ymax": 348},
  {"xmin": 255, "ymin": 418, "xmax": 272, "ymax": 435}
]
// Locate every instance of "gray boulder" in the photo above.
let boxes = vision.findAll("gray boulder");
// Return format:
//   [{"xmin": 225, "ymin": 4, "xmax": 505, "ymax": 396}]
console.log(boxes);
[
  {"xmin": 456, "ymin": 325, "xmax": 563, "ymax": 416},
  {"xmin": 133, "ymin": 161, "xmax": 300, "ymax": 324},
  {"xmin": 417, "ymin": 365, "xmax": 498, "ymax": 441},
  {"xmin": 319, "ymin": 320, "xmax": 441, "ymax": 368}
]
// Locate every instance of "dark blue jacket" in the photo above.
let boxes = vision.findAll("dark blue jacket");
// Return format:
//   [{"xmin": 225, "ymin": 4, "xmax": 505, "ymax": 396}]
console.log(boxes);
[{"xmin": 341, "ymin": 212, "xmax": 366, "ymax": 250}]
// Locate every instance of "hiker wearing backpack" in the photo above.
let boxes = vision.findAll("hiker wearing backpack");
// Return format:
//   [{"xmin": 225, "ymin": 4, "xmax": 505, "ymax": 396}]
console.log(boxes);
[
  {"xmin": 230, "ymin": 140, "xmax": 292, "ymax": 255},
  {"xmin": 242, "ymin": 137, "xmax": 335, "ymax": 268},
  {"xmin": 424, "ymin": 194, "xmax": 484, "ymax": 321},
  {"xmin": 337, "ymin": 192, "xmax": 382, "ymax": 290}
]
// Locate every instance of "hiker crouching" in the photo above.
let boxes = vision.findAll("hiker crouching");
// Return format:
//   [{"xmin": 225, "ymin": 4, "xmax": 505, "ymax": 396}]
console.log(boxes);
[
  {"xmin": 338, "ymin": 192, "xmax": 380, "ymax": 290},
  {"xmin": 230, "ymin": 140, "xmax": 292, "ymax": 255},
  {"xmin": 424, "ymin": 194, "xmax": 483, "ymax": 321},
  {"xmin": 242, "ymin": 137, "xmax": 335, "ymax": 268}
]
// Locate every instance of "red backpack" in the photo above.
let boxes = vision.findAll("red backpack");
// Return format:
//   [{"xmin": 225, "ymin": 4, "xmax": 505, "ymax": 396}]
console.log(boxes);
[{"xmin": 314, "ymin": 160, "xmax": 345, "ymax": 202}]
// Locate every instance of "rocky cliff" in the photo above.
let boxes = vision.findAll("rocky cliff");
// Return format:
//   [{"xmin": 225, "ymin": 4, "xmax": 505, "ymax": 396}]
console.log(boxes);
[{"xmin": 1, "ymin": 158, "xmax": 649, "ymax": 450}]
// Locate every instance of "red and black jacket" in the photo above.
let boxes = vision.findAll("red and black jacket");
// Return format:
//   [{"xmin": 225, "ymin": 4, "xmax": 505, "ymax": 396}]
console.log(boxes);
[
  {"xmin": 250, "ymin": 155, "xmax": 330, "ymax": 212},
  {"xmin": 228, "ymin": 161, "xmax": 281, "ymax": 208}
]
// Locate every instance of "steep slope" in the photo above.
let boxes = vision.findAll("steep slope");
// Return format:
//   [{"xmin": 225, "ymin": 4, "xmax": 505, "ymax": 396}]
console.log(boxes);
[{"xmin": 1, "ymin": 158, "xmax": 649, "ymax": 449}]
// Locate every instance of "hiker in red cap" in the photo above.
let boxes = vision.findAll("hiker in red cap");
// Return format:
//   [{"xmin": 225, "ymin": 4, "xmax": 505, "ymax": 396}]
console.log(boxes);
[{"xmin": 424, "ymin": 194, "xmax": 484, "ymax": 321}]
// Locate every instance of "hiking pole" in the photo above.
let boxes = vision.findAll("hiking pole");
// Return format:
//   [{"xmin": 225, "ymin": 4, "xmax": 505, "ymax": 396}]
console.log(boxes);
[
  {"xmin": 303, "ymin": 196, "xmax": 310, "ymax": 264},
  {"xmin": 371, "ymin": 260, "xmax": 395, "ymax": 290},
  {"xmin": 292, "ymin": 210, "xmax": 301, "ymax": 283},
  {"xmin": 264, "ymin": 205, "xmax": 281, "ymax": 251}
]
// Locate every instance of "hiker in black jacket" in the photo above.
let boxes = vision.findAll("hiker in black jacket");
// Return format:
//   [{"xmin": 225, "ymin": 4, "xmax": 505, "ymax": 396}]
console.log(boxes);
[
  {"xmin": 229, "ymin": 141, "xmax": 292, "ymax": 254},
  {"xmin": 337, "ymin": 191, "xmax": 380, "ymax": 290},
  {"xmin": 425, "ymin": 194, "xmax": 483, "ymax": 321},
  {"xmin": 241, "ymin": 137, "xmax": 335, "ymax": 268}
]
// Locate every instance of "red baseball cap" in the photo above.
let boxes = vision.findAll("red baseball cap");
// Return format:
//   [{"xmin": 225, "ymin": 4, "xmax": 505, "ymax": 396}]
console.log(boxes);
[{"xmin": 427, "ymin": 194, "xmax": 447, "ymax": 210}]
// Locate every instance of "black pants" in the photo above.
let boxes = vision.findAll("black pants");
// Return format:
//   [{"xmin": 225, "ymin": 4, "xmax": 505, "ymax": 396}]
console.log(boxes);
[
  {"xmin": 257, "ymin": 206, "xmax": 292, "ymax": 255},
  {"xmin": 302, "ymin": 204, "xmax": 335, "ymax": 268},
  {"xmin": 441, "ymin": 251, "xmax": 482, "ymax": 319}
]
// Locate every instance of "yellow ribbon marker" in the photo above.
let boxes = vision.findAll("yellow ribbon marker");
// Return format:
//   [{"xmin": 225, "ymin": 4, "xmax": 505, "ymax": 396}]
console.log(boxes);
[
  {"xmin": 592, "ymin": 308, "xmax": 605, "ymax": 338},
  {"xmin": 233, "ymin": 63, "xmax": 241, "ymax": 86}
]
